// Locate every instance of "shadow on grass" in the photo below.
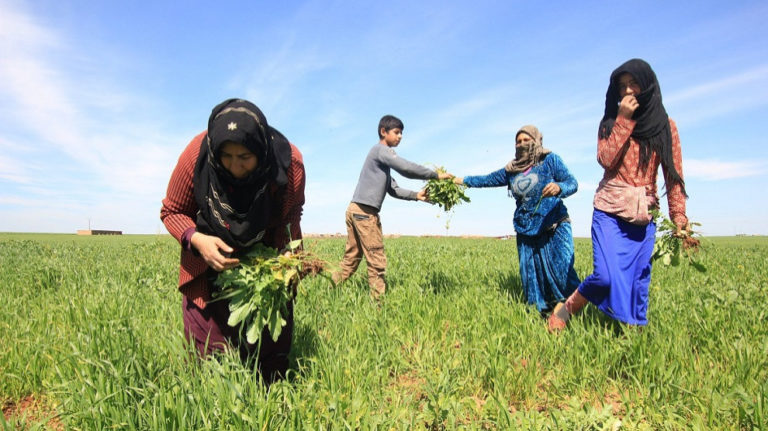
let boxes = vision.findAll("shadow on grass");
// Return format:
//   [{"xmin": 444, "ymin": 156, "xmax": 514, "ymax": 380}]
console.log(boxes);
[
  {"xmin": 495, "ymin": 271, "xmax": 524, "ymax": 303},
  {"xmin": 423, "ymin": 270, "xmax": 461, "ymax": 295},
  {"xmin": 286, "ymin": 322, "xmax": 321, "ymax": 382},
  {"xmin": 578, "ymin": 305, "xmax": 640, "ymax": 336}
]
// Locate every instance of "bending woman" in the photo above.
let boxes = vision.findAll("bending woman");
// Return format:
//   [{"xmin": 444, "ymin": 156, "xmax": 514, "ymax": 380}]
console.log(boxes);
[
  {"xmin": 161, "ymin": 98, "xmax": 305, "ymax": 382},
  {"xmin": 455, "ymin": 125, "xmax": 580, "ymax": 320},
  {"xmin": 553, "ymin": 59, "xmax": 694, "ymax": 328}
]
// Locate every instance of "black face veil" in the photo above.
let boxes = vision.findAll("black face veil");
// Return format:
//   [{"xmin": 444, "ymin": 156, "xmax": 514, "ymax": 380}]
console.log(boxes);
[{"xmin": 599, "ymin": 59, "xmax": 686, "ymax": 195}]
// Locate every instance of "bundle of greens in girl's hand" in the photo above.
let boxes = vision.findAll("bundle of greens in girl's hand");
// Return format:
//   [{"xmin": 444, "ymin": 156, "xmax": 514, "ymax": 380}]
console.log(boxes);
[
  {"xmin": 425, "ymin": 167, "xmax": 470, "ymax": 212},
  {"xmin": 213, "ymin": 239, "xmax": 326, "ymax": 344},
  {"xmin": 650, "ymin": 209, "xmax": 705, "ymax": 272}
]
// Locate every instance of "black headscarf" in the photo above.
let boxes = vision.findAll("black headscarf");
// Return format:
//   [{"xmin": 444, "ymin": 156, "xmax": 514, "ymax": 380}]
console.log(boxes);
[
  {"xmin": 193, "ymin": 98, "xmax": 292, "ymax": 249},
  {"xmin": 599, "ymin": 59, "xmax": 686, "ymax": 196}
]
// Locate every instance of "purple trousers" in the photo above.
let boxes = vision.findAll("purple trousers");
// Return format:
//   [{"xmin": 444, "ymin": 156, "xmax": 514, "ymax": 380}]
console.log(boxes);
[
  {"xmin": 182, "ymin": 294, "xmax": 293, "ymax": 382},
  {"xmin": 578, "ymin": 209, "xmax": 656, "ymax": 325}
]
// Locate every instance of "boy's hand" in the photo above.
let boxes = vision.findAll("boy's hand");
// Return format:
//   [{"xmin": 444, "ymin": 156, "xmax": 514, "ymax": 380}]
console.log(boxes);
[
  {"xmin": 416, "ymin": 189, "xmax": 428, "ymax": 201},
  {"xmin": 437, "ymin": 172, "xmax": 454, "ymax": 180},
  {"xmin": 453, "ymin": 177, "xmax": 464, "ymax": 185}
]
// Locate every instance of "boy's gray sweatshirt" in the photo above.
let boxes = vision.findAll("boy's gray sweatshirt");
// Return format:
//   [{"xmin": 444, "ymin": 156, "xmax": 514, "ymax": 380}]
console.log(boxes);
[{"xmin": 351, "ymin": 144, "xmax": 438, "ymax": 211}]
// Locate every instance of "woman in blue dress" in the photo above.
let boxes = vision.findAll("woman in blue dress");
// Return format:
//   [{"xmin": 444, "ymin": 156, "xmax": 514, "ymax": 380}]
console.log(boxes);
[{"xmin": 454, "ymin": 125, "xmax": 580, "ymax": 326}]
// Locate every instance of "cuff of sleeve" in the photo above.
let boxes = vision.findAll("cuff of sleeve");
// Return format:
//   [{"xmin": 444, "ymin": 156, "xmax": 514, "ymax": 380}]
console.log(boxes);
[
  {"xmin": 556, "ymin": 182, "xmax": 566, "ymax": 198},
  {"xmin": 181, "ymin": 227, "xmax": 197, "ymax": 253},
  {"xmin": 614, "ymin": 116, "xmax": 636, "ymax": 130},
  {"xmin": 671, "ymin": 214, "xmax": 689, "ymax": 228}
]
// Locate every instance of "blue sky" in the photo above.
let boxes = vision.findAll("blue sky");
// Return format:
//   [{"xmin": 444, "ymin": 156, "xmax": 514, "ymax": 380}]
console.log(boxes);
[{"xmin": 1, "ymin": 0, "xmax": 766, "ymax": 237}]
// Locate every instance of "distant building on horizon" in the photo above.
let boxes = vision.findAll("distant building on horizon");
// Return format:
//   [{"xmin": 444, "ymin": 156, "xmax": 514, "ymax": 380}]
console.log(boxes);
[{"xmin": 77, "ymin": 230, "xmax": 122, "ymax": 235}]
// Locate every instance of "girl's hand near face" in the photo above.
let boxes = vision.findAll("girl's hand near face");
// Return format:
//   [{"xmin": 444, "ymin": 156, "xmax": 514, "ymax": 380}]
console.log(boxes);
[
  {"xmin": 618, "ymin": 95, "xmax": 639, "ymax": 119},
  {"xmin": 190, "ymin": 232, "xmax": 240, "ymax": 271}
]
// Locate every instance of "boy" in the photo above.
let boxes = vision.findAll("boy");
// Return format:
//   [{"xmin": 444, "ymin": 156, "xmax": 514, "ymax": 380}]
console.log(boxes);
[{"xmin": 333, "ymin": 115, "xmax": 453, "ymax": 299}]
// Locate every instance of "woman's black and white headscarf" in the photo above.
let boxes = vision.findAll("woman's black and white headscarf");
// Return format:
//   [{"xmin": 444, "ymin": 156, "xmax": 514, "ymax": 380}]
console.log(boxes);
[
  {"xmin": 599, "ymin": 59, "xmax": 686, "ymax": 196},
  {"xmin": 193, "ymin": 98, "xmax": 292, "ymax": 249}
]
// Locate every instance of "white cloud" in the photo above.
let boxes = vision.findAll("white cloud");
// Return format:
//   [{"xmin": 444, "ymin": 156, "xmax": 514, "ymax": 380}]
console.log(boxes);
[
  {"xmin": 685, "ymin": 159, "xmax": 767, "ymax": 180},
  {"xmin": 0, "ymin": 2, "xmax": 58, "ymax": 48},
  {"xmin": 0, "ymin": 1, "xmax": 192, "ymax": 234},
  {"xmin": 667, "ymin": 64, "xmax": 768, "ymax": 124},
  {"xmin": 0, "ymin": 4, "xmax": 97, "ymax": 162},
  {"xmin": 235, "ymin": 27, "xmax": 330, "ymax": 115},
  {"xmin": 0, "ymin": 153, "xmax": 34, "ymax": 184},
  {"xmin": 667, "ymin": 64, "xmax": 768, "ymax": 104},
  {"xmin": 304, "ymin": 180, "xmax": 353, "ymax": 209},
  {"xmin": 2, "ymin": 1, "xmax": 767, "ymax": 238},
  {"xmin": 406, "ymin": 86, "xmax": 519, "ymax": 148}
]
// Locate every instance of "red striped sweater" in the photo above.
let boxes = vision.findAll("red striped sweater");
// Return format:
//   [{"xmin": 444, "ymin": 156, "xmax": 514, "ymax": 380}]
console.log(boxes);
[{"xmin": 160, "ymin": 131, "xmax": 305, "ymax": 308}]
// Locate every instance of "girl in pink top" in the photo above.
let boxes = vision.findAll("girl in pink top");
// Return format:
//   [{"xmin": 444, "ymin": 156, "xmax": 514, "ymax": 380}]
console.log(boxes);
[{"xmin": 549, "ymin": 59, "xmax": 696, "ymax": 329}]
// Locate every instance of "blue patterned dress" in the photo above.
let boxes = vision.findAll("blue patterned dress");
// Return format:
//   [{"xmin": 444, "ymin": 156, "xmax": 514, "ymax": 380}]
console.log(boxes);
[{"xmin": 464, "ymin": 153, "xmax": 580, "ymax": 311}]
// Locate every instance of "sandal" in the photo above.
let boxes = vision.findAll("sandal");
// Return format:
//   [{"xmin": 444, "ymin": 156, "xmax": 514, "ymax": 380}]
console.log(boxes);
[{"xmin": 547, "ymin": 302, "xmax": 570, "ymax": 333}]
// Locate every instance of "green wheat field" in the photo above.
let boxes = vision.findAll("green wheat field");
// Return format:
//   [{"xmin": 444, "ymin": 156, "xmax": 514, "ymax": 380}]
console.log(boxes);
[{"xmin": 1, "ymin": 233, "xmax": 766, "ymax": 430}]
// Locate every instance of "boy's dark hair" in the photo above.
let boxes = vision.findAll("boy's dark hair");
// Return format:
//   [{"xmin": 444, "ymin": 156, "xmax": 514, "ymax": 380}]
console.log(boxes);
[{"xmin": 378, "ymin": 115, "xmax": 404, "ymax": 138}]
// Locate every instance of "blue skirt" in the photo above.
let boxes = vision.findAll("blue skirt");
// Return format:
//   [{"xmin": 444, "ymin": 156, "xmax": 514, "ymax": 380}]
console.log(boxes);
[
  {"xmin": 578, "ymin": 209, "xmax": 656, "ymax": 325},
  {"xmin": 516, "ymin": 221, "xmax": 580, "ymax": 311}
]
